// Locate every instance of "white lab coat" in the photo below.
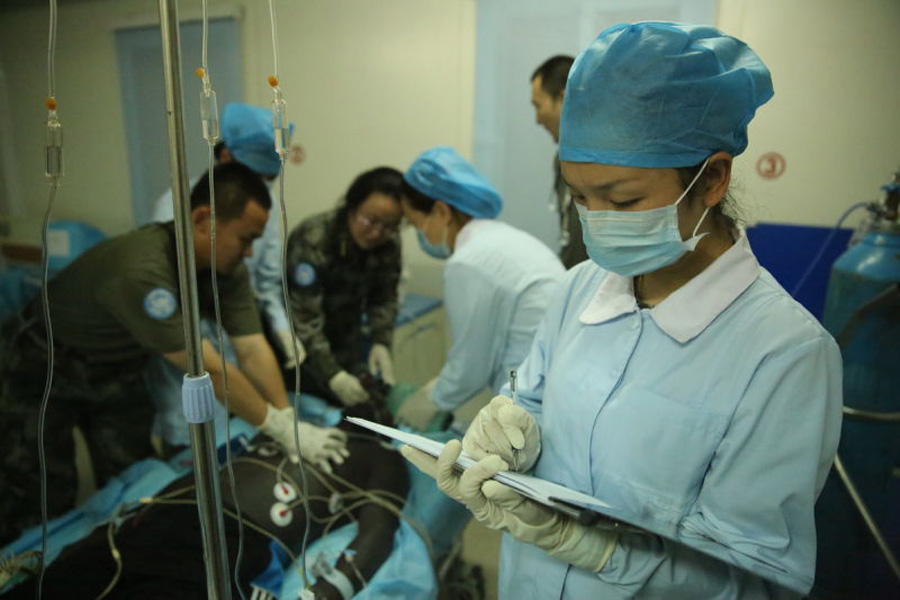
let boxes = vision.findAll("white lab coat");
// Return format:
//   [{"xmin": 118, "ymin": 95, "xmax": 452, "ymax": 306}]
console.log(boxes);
[{"xmin": 432, "ymin": 219, "xmax": 565, "ymax": 411}]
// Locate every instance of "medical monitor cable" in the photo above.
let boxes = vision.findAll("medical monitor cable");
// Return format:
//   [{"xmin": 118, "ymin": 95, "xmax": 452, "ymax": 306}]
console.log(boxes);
[
  {"xmin": 36, "ymin": 0, "xmax": 63, "ymax": 598},
  {"xmin": 88, "ymin": 456, "xmax": 420, "ymax": 598},
  {"xmin": 267, "ymin": 0, "xmax": 314, "ymax": 588},
  {"xmin": 790, "ymin": 202, "xmax": 870, "ymax": 298},
  {"xmin": 196, "ymin": 3, "xmax": 249, "ymax": 597}
]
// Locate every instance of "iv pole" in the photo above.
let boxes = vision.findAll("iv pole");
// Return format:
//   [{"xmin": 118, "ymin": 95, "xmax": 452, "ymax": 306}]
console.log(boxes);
[{"xmin": 157, "ymin": 0, "xmax": 233, "ymax": 598}]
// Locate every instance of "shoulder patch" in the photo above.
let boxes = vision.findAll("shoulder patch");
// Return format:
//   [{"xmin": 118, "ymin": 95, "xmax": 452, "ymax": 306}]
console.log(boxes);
[
  {"xmin": 293, "ymin": 263, "xmax": 317, "ymax": 287},
  {"xmin": 144, "ymin": 287, "xmax": 178, "ymax": 320}
]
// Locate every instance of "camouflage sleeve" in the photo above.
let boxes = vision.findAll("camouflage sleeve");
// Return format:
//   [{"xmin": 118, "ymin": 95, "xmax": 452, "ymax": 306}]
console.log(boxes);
[
  {"xmin": 286, "ymin": 222, "xmax": 343, "ymax": 381},
  {"xmin": 367, "ymin": 240, "xmax": 401, "ymax": 347}
]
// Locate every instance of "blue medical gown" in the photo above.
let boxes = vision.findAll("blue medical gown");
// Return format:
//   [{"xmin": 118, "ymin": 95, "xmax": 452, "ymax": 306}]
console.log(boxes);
[
  {"xmin": 498, "ymin": 235, "xmax": 842, "ymax": 599},
  {"xmin": 432, "ymin": 220, "xmax": 564, "ymax": 410}
]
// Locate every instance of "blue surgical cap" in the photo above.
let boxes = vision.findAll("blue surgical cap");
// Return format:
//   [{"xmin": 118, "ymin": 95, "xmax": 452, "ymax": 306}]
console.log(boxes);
[
  {"xmin": 404, "ymin": 147, "xmax": 502, "ymax": 219},
  {"xmin": 559, "ymin": 22, "xmax": 774, "ymax": 168},
  {"xmin": 221, "ymin": 103, "xmax": 289, "ymax": 177}
]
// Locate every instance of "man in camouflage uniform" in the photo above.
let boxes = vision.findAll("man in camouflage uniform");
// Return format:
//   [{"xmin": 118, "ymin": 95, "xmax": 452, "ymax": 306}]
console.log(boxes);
[
  {"xmin": 286, "ymin": 168, "xmax": 404, "ymax": 406},
  {"xmin": 0, "ymin": 163, "xmax": 324, "ymax": 546}
]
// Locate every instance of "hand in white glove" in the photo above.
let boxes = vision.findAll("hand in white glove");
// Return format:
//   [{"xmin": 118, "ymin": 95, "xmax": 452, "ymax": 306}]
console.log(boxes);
[
  {"xmin": 259, "ymin": 405, "xmax": 350, "ymax": 472},
  {"xmin": 462, "ymin": 395, "xmax": 541, "ymax": 472},
  {"xmin": 396, "ymin": 378, "xmax": 439, "ymax": 430},
  {"xmin": 275, "ymin": 329, "xmax": 306, "ymax": 369},
  {"xmin": 328, "ymin": 370, "xmax": 369, "ymax": 406},
  {"xmin": 401, "ymin": 439, "xmax": 617, "ymax": 572},
  {"xmin": 367, "ymin": 343, "xmax": 395, "ymax": 385}
]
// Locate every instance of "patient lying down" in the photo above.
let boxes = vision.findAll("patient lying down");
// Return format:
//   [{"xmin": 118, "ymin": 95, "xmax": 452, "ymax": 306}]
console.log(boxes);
[{"xmin": 7, "ymin": 413, "xmax": 410, "ymax": 600}]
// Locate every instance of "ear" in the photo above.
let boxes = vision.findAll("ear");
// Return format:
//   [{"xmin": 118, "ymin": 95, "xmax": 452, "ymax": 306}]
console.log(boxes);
[
  {"xmin": 191, "ymin": 205, "xmax": 212, "ymax": 230},
  {"xmin": 701, "ymin": 152, "xmax": 733, "ymax": 209},
  {"xmin": 432, "ymin": 200, "xmax": 454, "ymax": 224},
  {"xmin": 219, "ymin": 147, "xmax": 233, "ymax": 164}
]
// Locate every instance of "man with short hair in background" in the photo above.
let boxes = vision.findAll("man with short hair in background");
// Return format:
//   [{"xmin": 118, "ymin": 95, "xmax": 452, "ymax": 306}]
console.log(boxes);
[{"xmin": 530, "ymin": 55, "xmax": 587, "ymax": 268}]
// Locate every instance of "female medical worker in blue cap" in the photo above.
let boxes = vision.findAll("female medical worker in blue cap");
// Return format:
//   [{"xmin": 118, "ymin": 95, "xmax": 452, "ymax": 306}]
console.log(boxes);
[
  {"xmin": 396, "ymin": 147, "xmax": 564, "ymax": 429},
  {"xmin": 403, "ymin": 23, "xmax": 842, "ymax": 599}
]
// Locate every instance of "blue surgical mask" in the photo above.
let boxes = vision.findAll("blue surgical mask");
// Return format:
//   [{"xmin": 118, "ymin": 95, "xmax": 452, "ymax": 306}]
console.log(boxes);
[
  {"xmin": 577, "ymin": 159, "xmax": 711, "ymax": 277},
  {"xmin": 415, "ymin": 216, "xmax": 451, "ymax": 259}
]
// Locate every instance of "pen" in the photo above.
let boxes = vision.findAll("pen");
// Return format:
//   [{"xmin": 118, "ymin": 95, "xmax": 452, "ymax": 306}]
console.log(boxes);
[{"xmin": 509, "ymin": 370, "xmax": 519, "ymax": 471}]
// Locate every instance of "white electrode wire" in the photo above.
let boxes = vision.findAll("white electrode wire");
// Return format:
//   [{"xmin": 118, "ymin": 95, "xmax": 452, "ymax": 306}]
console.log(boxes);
[
  {"xmin": 207, "ymin": 153, "xmax": 249, "ymax": 600},
  {"xmin": 35, "ymin": 182, "xmax": 58, "ymax": 600},
  {"xmin": 267, "ymin": 0, "xmax": 279, "ymax": 79},
  {"xmin": 47, "ymin": 0, "xmax": 57, "ymax": 99},
  {"xmin": 200, "ymin": 0, "xmax": 209, "ymax": 73},
  {"xmin": 266, "ymin": 0, "xmax": 311, "ymax": 587},
  {"xmin": 37, "ymin": 2, "xmax": 60, "ymax": 598},
  {"xmin": 93, "ymin": 508, "xmax": 124, "ymax": 600},
  {"xmin": 197, "ymin": 2, "xmax": 246, "ymax": 594},
  {"xmin": 277, "ymin": 167, "xmax": 313, "ymax": 589},
  {"xmin": 790, "ymin": 202, "xmax": 869, "ymax": 297}
]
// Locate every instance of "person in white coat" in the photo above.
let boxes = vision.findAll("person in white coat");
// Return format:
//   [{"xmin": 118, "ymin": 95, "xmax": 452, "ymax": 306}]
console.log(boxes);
[{"xmin": 396, "ymin": 146, "xmax": 564, "ymax": 429}]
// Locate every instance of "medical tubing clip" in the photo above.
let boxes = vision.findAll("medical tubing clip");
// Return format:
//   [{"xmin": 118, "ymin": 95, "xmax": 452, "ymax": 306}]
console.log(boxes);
[{"xmin": 182, "ymin": 372, "xmax": 217, "ymax": 423}]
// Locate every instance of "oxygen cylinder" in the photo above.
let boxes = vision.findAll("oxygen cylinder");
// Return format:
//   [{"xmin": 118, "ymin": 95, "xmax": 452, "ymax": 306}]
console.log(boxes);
[{"xmin": 815, "ymin": 215, "xmax": 900, "ymax": 598}]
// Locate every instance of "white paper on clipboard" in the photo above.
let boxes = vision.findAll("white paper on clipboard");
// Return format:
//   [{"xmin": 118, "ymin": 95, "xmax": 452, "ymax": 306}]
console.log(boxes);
[{"xmin": 345, "ymin": 416, "xmax": 612, "ymax": 517}]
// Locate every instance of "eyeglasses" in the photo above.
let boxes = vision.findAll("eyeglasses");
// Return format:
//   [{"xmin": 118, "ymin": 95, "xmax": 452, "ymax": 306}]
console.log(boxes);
[{"xmin": 355, "ymin": 212, "xmax": 401, "ymax": 235}]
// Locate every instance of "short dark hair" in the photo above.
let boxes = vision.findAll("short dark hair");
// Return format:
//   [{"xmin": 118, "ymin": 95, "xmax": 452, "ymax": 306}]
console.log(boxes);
[
  {"xmin": 400, "ymin": 179, "xmax": 471, "ymax": 226},
  {"xmin": 342, "ymin": 166, "xmax": 404, "ymax": 213},
  {"xmin": 190, "ymin": 161, "xmax": 272, "ymax": 221},
  {"xmin": 531, "ymin": 55, "xmax": 575, "ymax": 98},
  {"xmin": 399, "ymin": 178, "xmax": 436, "ymax": 214}
]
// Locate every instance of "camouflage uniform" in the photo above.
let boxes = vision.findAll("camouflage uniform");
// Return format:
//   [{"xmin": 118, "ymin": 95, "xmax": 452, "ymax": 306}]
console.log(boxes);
[
  {"xmin": 0, "ymin": 222, "xmax": 260, "ymax": 545},
  {"xmin": 286, "ymin": 209, "xmax": 401, "ymax": 399},
  {"xmin": 554, "ymin": 155, "xmax": 588, "ymax": 269}
]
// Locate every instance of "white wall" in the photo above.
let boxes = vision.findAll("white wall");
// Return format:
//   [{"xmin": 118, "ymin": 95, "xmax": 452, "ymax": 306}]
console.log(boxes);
[
  {"xmin": 1, "ymin": 0, "xmax": 897, "ymax": 251},
  {"xmin": 717, "ymin": 0, "xmax": 900, "ymax": 227},
  {"xmin": 474, "ymin": 0, "xmax": 715, "ymax": 250},
  {"xmin": 0, "ymin": 0, "xmax": 474, "ymax": 294}
]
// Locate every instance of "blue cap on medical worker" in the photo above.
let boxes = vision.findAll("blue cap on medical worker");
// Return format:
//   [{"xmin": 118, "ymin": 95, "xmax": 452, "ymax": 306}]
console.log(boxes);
[
  {"xmin": 221, "ymin": 103, "xmax": 291, "ymax": 177},
  {"xmin": 404, "ymin": 147, "xmax": 502, "ymax": 219},
  {"xmin": 559, "ymin": 22, "xmax": 774, "ymax": 168}
]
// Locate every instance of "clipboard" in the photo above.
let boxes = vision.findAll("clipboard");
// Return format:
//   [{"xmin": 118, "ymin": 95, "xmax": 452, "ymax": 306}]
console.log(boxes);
[
  {"xmin": 346, "ymin": 416, "xmax": 635, "ymax": 529},
  {"xmin": 346, "ymin": 416, "xmax": 812, "ymax": 594}
]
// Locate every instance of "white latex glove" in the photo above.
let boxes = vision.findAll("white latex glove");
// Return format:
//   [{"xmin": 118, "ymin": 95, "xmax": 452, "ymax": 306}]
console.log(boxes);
[
  {"xmin": 275, "ymin": 329, "xmax": 306, "ymax": 369},
  {"xmin": 367, "ymin": 343, "xmax": 395, "ymax": 385},
  {"xmin": 328, "ymin": 370, "xmax": 369, "ymax": 406},
  {"xmin": 258, "ymin": 405, "xmax": 349, "ymax": 472},
  {"xmin": 462, "ymin": 395, "xmax": 541, "ymax": 472},
  {"xmin": 396, "ymin": 378, "xmax": 439, "ymax": 430},
  {"xmin": 401, "ymin": 439, "xmax": 617, "ymax": 572}
]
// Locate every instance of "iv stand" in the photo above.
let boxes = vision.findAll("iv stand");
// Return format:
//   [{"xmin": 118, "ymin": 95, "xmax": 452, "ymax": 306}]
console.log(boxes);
[{"xmin": 158, "ymin": 0, "xmax": 233, "ymax": 598}]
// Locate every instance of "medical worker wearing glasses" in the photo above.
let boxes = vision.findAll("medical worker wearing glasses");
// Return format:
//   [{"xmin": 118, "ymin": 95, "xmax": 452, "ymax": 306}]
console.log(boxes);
[{"xmin": 285, "ymin": 167, "xmax": 404, "ymax": 406}]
